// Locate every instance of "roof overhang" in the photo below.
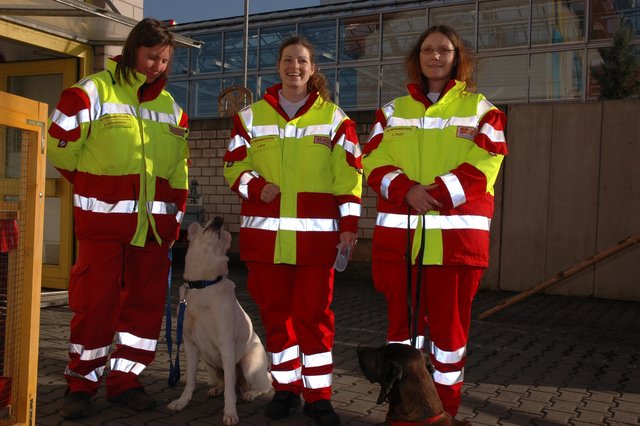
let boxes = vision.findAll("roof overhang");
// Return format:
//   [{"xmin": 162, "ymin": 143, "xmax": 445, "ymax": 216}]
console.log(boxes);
[{"xmin": 0, "ymin": 0, "xmax": 202, "ymax": 48}]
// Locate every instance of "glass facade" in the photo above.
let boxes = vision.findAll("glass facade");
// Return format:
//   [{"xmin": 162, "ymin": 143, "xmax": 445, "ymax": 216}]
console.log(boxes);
[{"xmin": 169, "ymin": 0, "xmax": 640, "ymax": 118}]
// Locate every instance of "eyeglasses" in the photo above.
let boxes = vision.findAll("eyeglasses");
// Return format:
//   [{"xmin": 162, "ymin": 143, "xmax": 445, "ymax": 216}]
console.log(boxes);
[{"xmin": 420, "ymin": 47, "xmax": 456, "ymax": 56}]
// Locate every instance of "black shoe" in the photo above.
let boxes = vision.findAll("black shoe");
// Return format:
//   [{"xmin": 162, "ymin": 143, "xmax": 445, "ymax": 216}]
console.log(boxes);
[
  {"xmin": 264, "ymin": 391, "xmax": 301, "ymax": 419},
  {"xmin": 108, "ymin": 387, "xmax": 156, "ymax": 411},
  {"xmin": 60, "ymin": 391, "xmax": 94, "ymax": 419},
  {"xmin": 303, "ymin": 399, "xmax": 342, "ymax": 426}
]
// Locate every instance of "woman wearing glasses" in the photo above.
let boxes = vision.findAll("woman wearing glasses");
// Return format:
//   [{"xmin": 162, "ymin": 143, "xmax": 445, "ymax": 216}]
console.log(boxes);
[{"xmin": 362, "ymin": 25, "xmax": 507, "ymax": 421}]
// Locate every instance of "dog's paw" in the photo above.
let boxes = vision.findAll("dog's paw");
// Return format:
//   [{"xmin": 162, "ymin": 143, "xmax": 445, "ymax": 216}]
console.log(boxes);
[
  {"xmin": 207, "ymin": 385, "xmax": 224, "ymax": 397},
  {"xmin": 240, "ymin": 389, "xmax": 262, "ymax": 401},
  {"xmin": 222, "ymin": 411, "xmax": 240, "ymax": 425},
  {"xmin": 167, "ymin": 398, "xmax": 189, "ymax": 412}
]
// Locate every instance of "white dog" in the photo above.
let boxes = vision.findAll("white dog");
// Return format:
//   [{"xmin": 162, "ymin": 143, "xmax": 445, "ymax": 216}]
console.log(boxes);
[{"xmin": 167, "ymin": 217, "xmax": 272, "ymax": 425}]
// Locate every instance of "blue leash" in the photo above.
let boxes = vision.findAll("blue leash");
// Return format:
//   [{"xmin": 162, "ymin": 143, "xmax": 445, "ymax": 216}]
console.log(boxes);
[{"xmin": 165, "ymin": 248, "xmax": 186, "ymax": 386}]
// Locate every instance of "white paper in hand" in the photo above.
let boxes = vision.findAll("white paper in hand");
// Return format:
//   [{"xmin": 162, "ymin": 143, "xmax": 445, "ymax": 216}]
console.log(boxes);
[{"xmin": 333, "ymin": 244, "xmax": 352, "ymax": 272}]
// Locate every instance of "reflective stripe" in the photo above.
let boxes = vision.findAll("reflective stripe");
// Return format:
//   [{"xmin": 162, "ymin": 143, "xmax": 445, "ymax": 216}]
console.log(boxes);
[
  {"xmin": 147, "ymin": 201, "xmax": 179, "ymax": 216},
  {"xmin": 440, "ymin": 173, "xmax": 466, "ymax": 207},
  {"xmin": 252, "ymin": 124, "xmax": 280, "ymax": 138},
  {"xmin": 272, "ymin": 367, "xmax": 302, "ymax": 384},
  {"xmin": 302, "ymin": 351, "xmax": 332, "ymax": 368},
  {"xmin": 430, "ymin": 341, "xmax": 466, "ymax": 364},
  {"xmin": 65, "ymin": 365, "xmax": 105, "ymax": 382},
  {"xmin": 241, "ymin": 216, "xmax": 338, "ymax": 232},
  {"xmin": 69, "ymin": 342, "xmax": 111, "ymax": 360},
  {"xmin": 116, "ymin": 332, "xmax": 157, "ymax": 352},
  {"xmin": 335, "ymin": 133, "xmax": 362, "ymax": 158},
  {"xmin": 387, "ymin": 115, "xmax": 478, "ymax": 131},
  {"xmin": 74, "ymin": 194, "xmax": 137, "ymax": 214},
  {"xmin": 77, "ymin": 78, "xmax": 101, "ymax": 121},
  {"xmin": 139, "ymin": 107, "xmax": 177, "ymax": 124},
  {"xmin": 270, "ymin": 345, "xmax": 300, "ymax": 365},
  {"xmin": 252, "ymin": 123, "xmax": 335, "ymax": 140},
  {"xmin": 239, "ymin": 106, "xmax": 253, "ymax": 129},
  {"xmin": 479, "ymin": 122, "xmax": 506, "ymax": 143},
  {"xmin": 477, "ymin": 98, "xmax": 494, "ymax": 119},
  {"xmin": 302, "ymin": 373, "xmax": 332, "ymax": 389},
  {"xmin": 339, "ymin": 202, "xmax": 361, "ymax": 217},
  {"xmin": 381, "ymin": 101, "xmax": 395, "ymax": 119},
  {"xmin": 433, "ymin": 368, "xmax": 464, "ymax": 386},
  {"xmin": 367, "ymin": 121, "xmax": 384, "ymax": 142},
  {"xmin": 388, "ymin": 336, "xmax": 425, "ymax": 350},
  {"xmin": 102, "ymin": 102, "xmax": 136, "ymax": 116},
  {"xmin": 239, "ymin": 171, "xmax": 260, "ymax": 200},
  {"xmin": 50, "ymin": 108, "xmax": 91, "ymax": 131},
  {"xmin": 381, "ymin": 169, "xmax": 403, "ymax": 200},
  {"xmin": 376, "ymin": 213, "xmax": 491, "ymax": 231},
  {"xmin": 228, "ymin": 134, "xmax": 249, "ymax": 152},
  {"xmin": 110, "ymin": 358, "xmax": 146, "ymax": 376}
]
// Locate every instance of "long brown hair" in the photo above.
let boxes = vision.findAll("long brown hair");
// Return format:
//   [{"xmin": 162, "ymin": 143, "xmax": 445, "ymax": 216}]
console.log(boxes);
[
  {"xmin": 278, "ymin": 35, "xmax": 331, "ymax": 101},
  {"xmin": 405, "ymin": 25, "xmax": 475, "ymax": 92},
  {"xmin": 115, "ymin": 18, "xmax": 175, "ymax": 85}
]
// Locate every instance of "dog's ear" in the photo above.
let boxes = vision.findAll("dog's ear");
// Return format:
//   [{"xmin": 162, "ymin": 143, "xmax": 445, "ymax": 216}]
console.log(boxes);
[
  {"xmin": 423, "ymin": 353, "xmax": 435, "ymax": 375},
  {"xmin": 218, "ymin": 230, "xmax": 232, "ymax": 252},
  {"xmin": 187, "ymin": 221, "xmax": 202, "ymax": 241},
  {"xmin": 377, "ymin": 359, "xmax": 402, "ymax": 404}
]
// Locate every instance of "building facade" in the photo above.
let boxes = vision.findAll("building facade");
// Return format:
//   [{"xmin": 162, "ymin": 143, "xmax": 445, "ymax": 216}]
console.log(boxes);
[{"xmin": 169, "ymin": 0, "xmax": 640, "ymax": 119}]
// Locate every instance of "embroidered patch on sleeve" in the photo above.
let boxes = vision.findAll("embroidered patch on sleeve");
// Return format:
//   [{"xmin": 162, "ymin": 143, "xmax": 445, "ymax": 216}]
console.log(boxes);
[
  {"xmin": 456, "ymin": 126, "xmax": 478, "ymax": 141},
  {"xmin": 314, "ymin": 136, "xmax": 332, "ymax": 148}
]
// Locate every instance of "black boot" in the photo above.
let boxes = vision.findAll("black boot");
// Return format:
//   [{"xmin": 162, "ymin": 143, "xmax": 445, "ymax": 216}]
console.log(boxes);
[
  {"xmin": 108, "ymin": 387, "xmax": 156, "ymax": 411},
  {"xmin": 264, "ymin": 390, "xmax": 301, "ymax": 419},
  {"xmin": 60, "ymin": 391, "xmax": 94, "ymax": 419},
  {"xmin": 303, "ymin": 399, "xmax": 342, "ymax": 426}
]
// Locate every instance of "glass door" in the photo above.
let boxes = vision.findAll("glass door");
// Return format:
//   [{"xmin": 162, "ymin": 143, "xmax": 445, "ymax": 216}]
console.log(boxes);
[{"xmin": 0, "ymin": 58, "xmax": 78, "ymax": 289}]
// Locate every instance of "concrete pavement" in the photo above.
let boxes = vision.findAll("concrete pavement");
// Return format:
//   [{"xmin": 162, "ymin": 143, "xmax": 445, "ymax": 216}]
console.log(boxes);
[{"xmin": 35, "ymin": 261, "xmax": 640, "ymax": 425}]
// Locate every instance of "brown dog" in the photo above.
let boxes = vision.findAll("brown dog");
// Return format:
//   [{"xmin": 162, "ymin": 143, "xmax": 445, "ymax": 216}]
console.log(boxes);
[{"xmin": 357, "ymin": 343, "xmax": 470, "ymax": 426}]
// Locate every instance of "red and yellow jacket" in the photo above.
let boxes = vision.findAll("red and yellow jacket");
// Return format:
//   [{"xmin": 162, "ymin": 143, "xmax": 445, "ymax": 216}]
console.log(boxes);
[
  {"xmin": 47, "ymin": 58, "xmax": 189, "ymax": 247},
  {"xmin": 362, "ymin": 80, "xmax": 507, "ymax": 267},
  {"xmin": 224, "ymin": 84, "xmax": 362, "ymax": 266}
]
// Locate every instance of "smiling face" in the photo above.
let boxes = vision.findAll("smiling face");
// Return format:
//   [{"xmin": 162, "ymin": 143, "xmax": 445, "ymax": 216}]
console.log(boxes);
[
  {"xmin": 135, "ymin": 43, "xmax": 172, "ymax": 83},
  {"xmin": 277, "ymin": 43, "xmax": 316, "ymax": 99},
  {"xmin": 419, "ymin": 32, "xmax": 456, "ymax": 93}
]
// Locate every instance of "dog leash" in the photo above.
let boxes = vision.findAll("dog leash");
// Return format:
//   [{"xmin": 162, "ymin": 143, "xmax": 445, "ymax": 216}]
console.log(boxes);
[
  {"xmin": 406, "ymin": 208, "xmax": 427, "ymax": 349},
  {"xmin": 165, "ymin": 248, "xmax": 183, "ymax": 386}
]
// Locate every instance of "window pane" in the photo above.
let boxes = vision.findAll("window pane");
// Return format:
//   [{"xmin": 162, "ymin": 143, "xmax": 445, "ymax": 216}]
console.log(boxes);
[
  {"xmin": 191, "ymin": 78, "xmax": 220, "ymax": 117},
  {"xmin": 224, "ymin": 29, "xmax": 258, "ymax": 72},
  {"xmin": 530, "ymin": 50, "xmax": 583, "ymax": 100},
  {"xmin": 590, "ymin": 0, "xmax": 640, "ymax": 40},
  {"xmin": 166, "ymin": 80, "xmax": 188, "ymax": 111},
  {"xmin": 476, "ymin": 55, "xmax": 528, "ymax": 102},
  {"xmin": 587, "ymin": 46, "xmax": 640, "ymax": 99},
  {"xmin": 381, "ymin": 63, "xmax": 406, "ymax": 103},
  {"xmin": 479, "ymin": 0, "xmax": 529, "ymax": 50},
  {"xmin": 300, "ymin": 20, "xmax": 337, "ymax": 64},
  {"xmin": 532, "ymin": 0, "xmax": 585, "ymax": 45},
  {"xmin": 382, "ymin": 10, "xmax": 426, "ymax": 59},
  {"xmin": 339, "ymin": 15, "xmax": 381, "ymax": 62},
  {"xmin": 430, "ymin": 4, "xmax": 477, "ymax": 51},
  {"xmin": 170, "ymin": 47, "xmax": 189, "ymax": 76},
  {"xmin": 337, "ymin": 66, "xmax": 379, "ymax": 109},
  {"xmin": 320, "ymin": 68, "xmax": 337, "ymax": 101},
  {"xmin": 258, "ymin": 73, "xmax": 280, "ymax": 96},
  {"xmin": 260, "ymin": 25, "xmax": 296, "ymax": 68},
  {"xmin": 191, "ymin": 33, "xmax": 222, "ymax": 74}
]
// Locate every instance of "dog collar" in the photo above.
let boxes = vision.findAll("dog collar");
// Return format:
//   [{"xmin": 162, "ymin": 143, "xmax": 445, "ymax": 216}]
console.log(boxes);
[
  {"xmin": 186, "ymin": 276, "xmax": 223, "ymax": 289},
  {"xmin": 390, "ymin": 412, "xmax": 448, "ymax": 426}
]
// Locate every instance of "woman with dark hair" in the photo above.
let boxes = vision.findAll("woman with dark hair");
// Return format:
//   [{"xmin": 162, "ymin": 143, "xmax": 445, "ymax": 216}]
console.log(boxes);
[
  {"xmin": 47, "ymin": 18, "xmax": 189, "ymax": 419},
  {"xmin": 362, "ymin": 25, "xmax": 507, "ymax": 421},
  {"xmin": 224, "ymin": 35, "xmax": 362, "ymax": 426}
]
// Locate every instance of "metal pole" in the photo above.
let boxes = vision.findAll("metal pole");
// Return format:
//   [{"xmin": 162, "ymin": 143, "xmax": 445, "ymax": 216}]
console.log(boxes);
[{"xmin": 243, "ymin": 0, "xmax": 249, "ymax": 88}]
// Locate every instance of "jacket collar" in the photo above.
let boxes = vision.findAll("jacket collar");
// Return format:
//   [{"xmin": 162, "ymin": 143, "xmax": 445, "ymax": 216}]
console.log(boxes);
[
  {"xmin": 106, "ymin": 56, "xmax": 167, "ymax": 103},
  {"xmin": 407, "ymin": 79, "xmax": 462, "ymax": 108},
  {"xmin": 263, "ymin": 83, "xmax": 320, "ymax": 120}
]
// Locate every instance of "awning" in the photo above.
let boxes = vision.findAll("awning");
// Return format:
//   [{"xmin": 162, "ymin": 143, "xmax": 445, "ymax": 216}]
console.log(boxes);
[{"xmin": 0, "ymin": 0, "xmax": 202, "ymax": 48}]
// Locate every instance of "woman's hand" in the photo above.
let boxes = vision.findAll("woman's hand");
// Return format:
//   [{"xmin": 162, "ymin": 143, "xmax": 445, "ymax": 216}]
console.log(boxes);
[
  {"xmin": 260, "ymin": 183, "xmax": 280, "ymax": 203},
  {"xmin": 405, "ymin": 184, "xmax": 442, "ymax": 214},
  {"xmin": 338, "ymin": 231, "xmax": 358, "ymax": 249}
]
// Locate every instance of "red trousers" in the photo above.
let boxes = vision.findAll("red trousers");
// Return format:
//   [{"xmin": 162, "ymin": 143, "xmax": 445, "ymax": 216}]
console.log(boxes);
[
  {"xmin": 246, "ymin": 262, "xmax": 335, "ymax": 403},
  {"xmin": 66, "ymin": 238, "xmax": 170, "ymax": 398},
  {"xmin": 372, "ymin": 261, "xmax": 483, "ymax": 416}
]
